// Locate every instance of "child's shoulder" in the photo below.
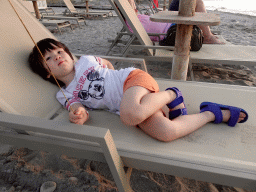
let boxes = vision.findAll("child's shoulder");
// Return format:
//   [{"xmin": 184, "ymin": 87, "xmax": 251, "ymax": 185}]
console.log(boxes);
[
  {"xmin": 79, "ymin": 55, "xmax": 99, "ymax": 62},
  {"xmin": 77, "ymin": 55, "xmax": 92, "ymax": 62},
  {"xmin": 75, "ymin": 55, "xmax": 102, "ymax": 71},
  {"xmin": 77, "ymin": 55, "xmax": 102, "ymax": 67}
]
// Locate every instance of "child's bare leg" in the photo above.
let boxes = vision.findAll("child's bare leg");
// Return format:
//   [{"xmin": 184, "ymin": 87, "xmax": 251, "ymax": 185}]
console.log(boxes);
[
  {"xmin": 137, "ymin": 110, "xmax": 214, "ymax": 141},
  {"xmin": 120, "ymin": 86, "xmax": 179, "ymax": 126},
  {"xmin": 138, "ymin": 110, "xmax": 246, "ymax": 142},
  {"xmin": 120, "ymin": 86, "xmax": 247, "ymax": 142}
]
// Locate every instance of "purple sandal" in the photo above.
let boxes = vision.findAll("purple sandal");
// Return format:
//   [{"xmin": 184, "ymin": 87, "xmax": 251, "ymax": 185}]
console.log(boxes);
[
  {"xmin": 200, "ymin": 102, "xmax": 248, "ymax": 127},
  {"xmin": 165, "ymin": 87, "xmax": 188, "ymax": 120}
]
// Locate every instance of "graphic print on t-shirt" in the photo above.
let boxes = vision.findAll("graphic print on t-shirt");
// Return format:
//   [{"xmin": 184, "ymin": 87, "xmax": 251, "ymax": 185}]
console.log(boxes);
[{"xmin": 78, "ymin": 70, "xmax": 105, "ymax": 100}]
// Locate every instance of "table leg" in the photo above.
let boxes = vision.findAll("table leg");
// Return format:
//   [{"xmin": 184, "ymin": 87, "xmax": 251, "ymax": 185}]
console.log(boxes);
[
  {"xmin": 171, "ymin": 0, "xmax": 196, "ymax": 81},
  {"xmin": 171, "ymin": 24, "xmax": 193, "ymax": 80},
  {"xmin": 86, "ymin": 1, "xmax": 89, "ymax": 13},
  {"xmin": 86, "ymin": 1, "xmax": 89, "ymax": 18}
]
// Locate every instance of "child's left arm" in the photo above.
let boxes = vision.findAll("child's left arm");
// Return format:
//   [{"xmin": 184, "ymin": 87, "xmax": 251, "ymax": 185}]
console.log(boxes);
[
  {"xmin": 69, "ymin": 103, "xmax": 89, "ymax": 125},
  {"xmin": 102, "ymin": 59, "xmax": 115, "ymax": 70}
]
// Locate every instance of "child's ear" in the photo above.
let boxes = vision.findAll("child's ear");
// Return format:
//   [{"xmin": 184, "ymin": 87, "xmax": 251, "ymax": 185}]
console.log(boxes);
[{"xmin": 46, "ymin": 74, "xmax": 51, "ymax": 78}]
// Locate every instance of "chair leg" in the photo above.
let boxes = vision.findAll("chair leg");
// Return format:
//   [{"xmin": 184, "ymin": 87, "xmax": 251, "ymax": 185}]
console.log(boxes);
[
  {"xmin": 122, "ymin": 35, "xmax": 136, "ymax": 57},
  {"xmin": 76, "ymin": 20, "xmax": 81, "ymax": 28},
  {"xmin": 106, "ymin": 27, "xmax": 126, "ymax": 55},
  {"xmin": 56, "ymin": 25, "xmax": 62, "ymax": 35},
  {"xmin": 188, "ymin": 60, "xmax": 195, "ymax": 81},
  {"xmin": 99, "ymin": 130, "xmax": 132, "ymax": 192}
]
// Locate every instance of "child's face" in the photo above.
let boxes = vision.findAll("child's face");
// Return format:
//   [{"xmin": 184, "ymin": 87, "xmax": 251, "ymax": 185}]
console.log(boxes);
[{"xmin": 43, "ymin": 46, "xmax": 74, "ymax": 79}]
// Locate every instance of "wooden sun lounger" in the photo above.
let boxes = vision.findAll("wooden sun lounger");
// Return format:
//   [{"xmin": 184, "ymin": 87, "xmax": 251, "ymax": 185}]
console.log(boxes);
[
  {"xmin": 42, "ymin": 15, "xmax": 87, "ymax": 28},
  {"xmin": 62, "ymin": 0, "xmax": 112, "ymax": 19},
  {"xmin": 18, "ymin": 0, "xmax": 75, "ymax": 33},
  {"xmin": 1, "ymin": 0, "xmax": 256, "ymax": 191},
  {"xmin": 40, "ymin": 19, "xmax": 73, "ymax": 34},
  {"xmin": 39, "ymin": 7, "xmax": 55, "ymax": 15},
  {"xmin": 110, "ymin": 0, "xmax": 256, "ymax": 68},
  {"xmin": 20, "ymin": 0, "xmax": 87, "ymax": 28}
]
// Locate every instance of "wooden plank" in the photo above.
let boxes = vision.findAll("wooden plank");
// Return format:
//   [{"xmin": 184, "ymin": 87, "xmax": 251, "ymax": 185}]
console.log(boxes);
[{"xmin": 150, "ymin": 11, "xmax": 220, "ymax": 26}]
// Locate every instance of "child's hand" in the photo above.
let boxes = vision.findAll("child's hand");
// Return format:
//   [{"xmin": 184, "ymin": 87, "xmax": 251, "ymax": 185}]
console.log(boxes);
[{"xmin": 69, "ymin": 106, "xmax": 89, "ymax": 125}]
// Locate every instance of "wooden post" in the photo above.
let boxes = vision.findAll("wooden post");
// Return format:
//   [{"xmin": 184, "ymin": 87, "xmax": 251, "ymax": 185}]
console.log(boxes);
[
  {"xmin": 171, "ymin": 0, "xmax": 196, "ymax": 80},
  {"xmin": 163, "ymin": 0, "xmax": 166, "ymax": 11},
  {"xmin": 86, "ymin": 0, "xmax": 89, "ymax": 13},
  {"xmin": 169, "ymin": 0, "xmax": 172, "ymax": 9},
  {"xmin": 32, "ymin": 1, "xmax": 41, "ymax": 19}
]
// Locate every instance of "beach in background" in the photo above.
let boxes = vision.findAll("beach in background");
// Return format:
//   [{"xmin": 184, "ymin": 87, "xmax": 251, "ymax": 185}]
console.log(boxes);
[{"xmin": 204, "ymin": 0, "xmax": 256, "ymax": 16}]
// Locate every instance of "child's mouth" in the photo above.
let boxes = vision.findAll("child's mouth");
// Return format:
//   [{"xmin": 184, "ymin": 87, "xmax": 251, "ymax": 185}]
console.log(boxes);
[{"xmin": 58, "ymin": 61, "xmax": 64, "ymax": 66}]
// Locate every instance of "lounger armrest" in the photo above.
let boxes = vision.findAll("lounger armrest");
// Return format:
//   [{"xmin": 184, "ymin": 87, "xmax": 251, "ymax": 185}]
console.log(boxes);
[
  {"xmin": 130, "ymin": 44, "xmax": 174, "ymax": 51},
  {"xmin": 0, "ymin": 112, "xmax": 132, "ymax": 191},
  {"xmin": 117, "ymin": 32, "xmax": 165, "ymax": 36},
  {"xmin": 117, "ymin": 32, "xmax": 134, "ymax": 36},
  {"xmin": 147, "ymin": 33, "xmax": 166, "ymax": 36},
  {"xmin": 73, "ymin": 54, "xmax": 148, "ymax": 73}
]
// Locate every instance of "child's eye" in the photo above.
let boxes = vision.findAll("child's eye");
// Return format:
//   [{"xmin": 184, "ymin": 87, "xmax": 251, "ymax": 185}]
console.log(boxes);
[{"xmin": 45, "ymin": 57, "xmax": 50, "ymax": 61}]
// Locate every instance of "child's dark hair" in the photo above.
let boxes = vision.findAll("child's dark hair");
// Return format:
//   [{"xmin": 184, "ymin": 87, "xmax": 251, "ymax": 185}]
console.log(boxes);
[{"xmin": 28, "ymin": 38, "xmax": 73, "ymax": 87}]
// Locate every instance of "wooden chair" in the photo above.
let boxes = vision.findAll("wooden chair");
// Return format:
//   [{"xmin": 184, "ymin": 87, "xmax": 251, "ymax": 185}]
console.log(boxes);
[{"xmin": 62, "ymin": 0, "xmax": 113, "ymax": 19}]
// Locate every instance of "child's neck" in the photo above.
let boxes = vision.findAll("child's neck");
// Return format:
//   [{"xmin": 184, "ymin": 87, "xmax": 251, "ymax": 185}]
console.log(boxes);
[{"xmin": 59, "ymin": 69, "xmax": 76, "ymax": 87}]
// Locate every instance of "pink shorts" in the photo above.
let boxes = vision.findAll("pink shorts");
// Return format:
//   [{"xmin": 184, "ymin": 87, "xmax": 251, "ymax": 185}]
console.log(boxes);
[{"xmin": 123, "ymin": 69, "xmax": 159, "ymax": 93}]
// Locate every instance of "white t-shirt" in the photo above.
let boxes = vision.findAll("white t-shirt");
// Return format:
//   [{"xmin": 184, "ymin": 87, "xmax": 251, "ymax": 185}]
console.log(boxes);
[{"xmin": 56, "ymin": 56, "xmax": 135, "ymax": 114}]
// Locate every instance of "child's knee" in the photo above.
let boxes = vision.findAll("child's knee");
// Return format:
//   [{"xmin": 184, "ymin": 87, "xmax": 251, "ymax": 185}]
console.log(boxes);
[{"xmin": 120, "ymin": 108, "xmax": 146, "ymax": 126}]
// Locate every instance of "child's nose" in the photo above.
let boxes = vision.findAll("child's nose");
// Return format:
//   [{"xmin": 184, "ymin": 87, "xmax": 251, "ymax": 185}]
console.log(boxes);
[{"xmin": 55, "ymin": 55, "xmax": 61, "ymax": 60}]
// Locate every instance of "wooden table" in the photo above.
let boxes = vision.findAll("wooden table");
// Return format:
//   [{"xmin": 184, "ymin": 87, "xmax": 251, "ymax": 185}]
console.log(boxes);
[
  {"xmin": 25, "ymin": 0, "xmax": 44, "ymax": 19},
  {"xmin": 150, "ymin": 6, "xmax": 220, "ymax": 80}
]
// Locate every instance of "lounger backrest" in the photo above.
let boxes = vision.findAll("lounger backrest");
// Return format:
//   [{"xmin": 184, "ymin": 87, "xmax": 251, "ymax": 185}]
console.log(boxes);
[
  {"xmin": 111, "ymin": 0, "xmax": 154, "ymax": 56},
  {"xmin": 108, "ymin": 0, "xmax": 135, "ymax": 34},
  {"xmin": 62, "ymin": 0, "xmax": 79, "ymax": 14},
  {"xmin": 0, "ymin": 0, "xmax": 62, "ymax": 118},
  {"xmin": 17, "ymin": 0, "xmax": 34, "ymax": 12}
]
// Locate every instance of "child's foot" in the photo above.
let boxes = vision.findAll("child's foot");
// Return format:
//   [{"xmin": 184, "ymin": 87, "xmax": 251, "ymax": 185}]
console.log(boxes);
[
  {"xmin": 200, "ymin": 102, "xmax": 248, "ymax": 127},
  {"xmin": 203, "ymin": 35, "xmax": 225, "ymax": 44},
  {"xmin": 221, "ymin": 110, "xmax": 247, "ymax": 123},
  {"xmin": 165, "ymin": 87, "xmax": 187, "ymax": 120}
]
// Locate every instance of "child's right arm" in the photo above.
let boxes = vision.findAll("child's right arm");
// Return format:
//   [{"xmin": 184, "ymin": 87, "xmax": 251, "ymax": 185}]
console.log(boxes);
[
  {"xmin": 101, "ymin": 59, "xmax": 115, "ymax": 70},
  {"xmin": 69, "ymin": 103, "xmax": 89, "ymax": 125}
]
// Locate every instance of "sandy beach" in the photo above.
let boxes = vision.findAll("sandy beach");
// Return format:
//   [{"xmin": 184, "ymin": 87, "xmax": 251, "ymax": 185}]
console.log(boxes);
[{"xmin": 1, "ymin": 1, "xmax": 256, "ymax": 191}]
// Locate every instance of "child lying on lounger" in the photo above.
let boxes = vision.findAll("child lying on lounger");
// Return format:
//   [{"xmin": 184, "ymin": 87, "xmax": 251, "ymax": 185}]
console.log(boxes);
[{"xmin": 28, "ymin": 38, "xmax": 248, "ymax": 142}]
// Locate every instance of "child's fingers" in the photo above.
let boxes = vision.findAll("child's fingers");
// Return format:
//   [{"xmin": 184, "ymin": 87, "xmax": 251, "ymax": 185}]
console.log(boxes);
[
  {"xmin": 70, "ymin": 113, "xmax": 81, "ymax": 119},
  {"xmin": 69, "ymin": 107, "xmax": 88, "ymax": 124},
  {"xmin": 73, "ymin": 108, "xmax": 84, "ymax": 117},
  {"xmin": 74, "ymin": 108, "xmax": 82, "ymax": 115},
  {"xmin": 71, "ymin": 118, "xmax": 85, "ymax": 125}
]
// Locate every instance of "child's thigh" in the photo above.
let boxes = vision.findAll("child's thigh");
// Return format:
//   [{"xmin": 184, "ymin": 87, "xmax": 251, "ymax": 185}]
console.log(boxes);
[{"xmin": 120, "ymin": 86, "xmax": 150, "ymax": 114}]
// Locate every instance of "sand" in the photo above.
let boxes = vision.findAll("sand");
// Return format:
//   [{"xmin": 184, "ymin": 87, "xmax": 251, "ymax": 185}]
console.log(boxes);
[{"xmin": 0, "ymin": 2, "xmax": 256, "ymax": 192}]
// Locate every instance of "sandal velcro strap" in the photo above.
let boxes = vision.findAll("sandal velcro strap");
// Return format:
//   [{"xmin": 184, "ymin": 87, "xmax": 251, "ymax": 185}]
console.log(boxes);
[
  {"xmin": 200, "ymin": 102, "xmax": 222, "ymax": 124},
  {"xmin": 227, "ymin": 106, "xmax": 240, "ymax": 127},
  {"xmin": 166, "ymin": 87, "xmax": 184, "ymax": 109},
  {"xmin": 166, "ymin": 87, "xmax": 188, "ymax": 120},
  {"xmin": 169, "ymin": 108, "xmax": 188, "ymax": 120},
  {"xmin": 200, "ymin": 102, "xmax": 248, "ymax": 127}
]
